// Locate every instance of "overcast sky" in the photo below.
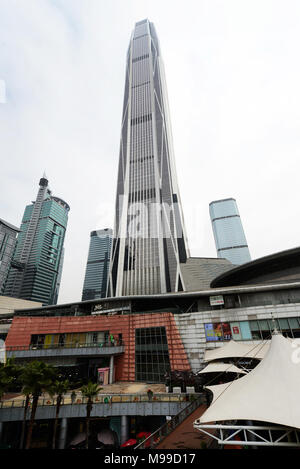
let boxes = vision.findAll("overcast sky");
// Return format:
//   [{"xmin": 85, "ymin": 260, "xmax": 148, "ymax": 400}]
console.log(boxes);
[{"xmin": 1, "ymin": 0, "xmax": 300, "ymax": 304}]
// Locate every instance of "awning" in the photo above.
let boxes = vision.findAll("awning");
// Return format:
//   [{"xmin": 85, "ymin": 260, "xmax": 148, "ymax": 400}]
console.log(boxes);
[
  {"xmin": 195, "ymin": 333, "xmax": 300, "ymax": 429},
  {"xmin": 203, "ymin": 340, "xmax": 269, "ymax": 363},
  {"xmin": 198, "ymin": 362, "xmax": 247, "ymax": 375}
]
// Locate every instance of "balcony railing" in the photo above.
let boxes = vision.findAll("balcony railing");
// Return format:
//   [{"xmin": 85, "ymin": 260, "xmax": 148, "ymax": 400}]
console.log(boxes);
[
  {"xmin": 0, "ymin": 392, "xmax": 199, "ymax": 409},
  {"xmin": 6, "ymin": 341, "xmax": 124, "ymax": 352}
]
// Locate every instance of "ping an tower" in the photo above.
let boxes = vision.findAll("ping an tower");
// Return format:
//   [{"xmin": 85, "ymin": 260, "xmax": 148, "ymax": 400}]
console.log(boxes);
[{"xmin": 108, "ymin": 19, "xmax": 189, "ymax": 297}]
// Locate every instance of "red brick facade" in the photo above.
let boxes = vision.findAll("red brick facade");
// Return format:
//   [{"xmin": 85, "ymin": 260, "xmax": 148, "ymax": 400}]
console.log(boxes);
[{"xmin": 5, "ymin": 312, "xmax": 191, "ymax": 381}]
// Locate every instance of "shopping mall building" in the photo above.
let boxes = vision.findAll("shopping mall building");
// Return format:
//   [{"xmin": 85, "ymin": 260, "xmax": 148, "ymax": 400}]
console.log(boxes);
[{"xmin": 1, "ymin": 247, "xmax": 300, "ymax": 448}]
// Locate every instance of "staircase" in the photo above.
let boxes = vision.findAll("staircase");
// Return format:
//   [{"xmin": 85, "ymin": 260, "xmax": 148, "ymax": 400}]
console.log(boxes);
[{"xmin": 134, "ymin": 394, "xmax": 208, "ymax": 449}]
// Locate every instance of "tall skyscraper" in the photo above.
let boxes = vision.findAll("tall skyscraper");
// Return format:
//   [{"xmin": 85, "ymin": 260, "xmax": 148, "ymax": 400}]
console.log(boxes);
[
  {"xmin": 4, "ymin": 175, "xmax": 69, "ymax": 305},
  {"xmin": 0, "ymin": 218, "xmax": 20, "ymax": 294},
  {"xmin": 209, "ymin": 198, "xmax": 251, "ymax": 265},
  {"xmin": 82, "ymin": 228, "xmax": 112, "ymax": 301},
  {"xmin": 108, "ymin": 19, "xmax": 189, "ymax": 297}
]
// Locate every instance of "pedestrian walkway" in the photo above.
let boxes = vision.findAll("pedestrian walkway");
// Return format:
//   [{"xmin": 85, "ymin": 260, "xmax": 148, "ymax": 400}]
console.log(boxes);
[{"xmin": 156, "ymin": 404, "xmax": 214, "ymax": 449}]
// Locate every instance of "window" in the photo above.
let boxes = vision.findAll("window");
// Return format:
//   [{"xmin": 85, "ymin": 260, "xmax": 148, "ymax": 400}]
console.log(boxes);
[
  {"xmin": 249, "ymin": 321, "xmax": 261, "ymax": 340},
  {"xmin": 135, "ymin": 327, "xmax": 170, "ymax": 382},
  {"xmin": 205, "ymin": 317, "xmax": 300, "ymax": 342},
  {"xmin": 288, "ymin": 318, "xmax": 300, "ymax": 338}
]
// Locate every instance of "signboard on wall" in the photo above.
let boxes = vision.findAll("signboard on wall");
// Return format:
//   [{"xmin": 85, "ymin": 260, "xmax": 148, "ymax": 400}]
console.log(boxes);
[
  {"xmin": 204, "ymin": 322, "xmax": 232, "ymax": 341},
  {"xmin": 230, "ymin": 322, "xmax": 242, "ymax": 340},
  {"xmin": 209, "ymin": 295, "xmax": 224, "ymax": 306}
]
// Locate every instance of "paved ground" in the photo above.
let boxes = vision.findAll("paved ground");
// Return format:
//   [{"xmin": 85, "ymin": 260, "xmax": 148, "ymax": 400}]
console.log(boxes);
[
  {"xmin": 2, "ymin": 382, "xmax": 167, "ymax": 402},
  {"xmin": 156, "ymin": 404, "xmax": 214, "ymax": 449}
]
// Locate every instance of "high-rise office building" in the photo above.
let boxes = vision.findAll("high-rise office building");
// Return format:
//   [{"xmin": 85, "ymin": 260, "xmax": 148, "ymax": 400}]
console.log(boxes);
[
  {"xmin": 4, "ymin": 175, "xmax": 69, "ymax": 305},
  {"xmin": 0, "ymin": 218, "xmax": 20, "ymax": 294},
  {"xmin": 108, "ymin": 19, "xmax": 189, "ymax": 297},
  {"xmin": 82, "ymin": 228, "xmax": 112, "ymax": 301},
  {"xmin": 209, "ymin": 198, "xmax": 251, "ymax": 265}
]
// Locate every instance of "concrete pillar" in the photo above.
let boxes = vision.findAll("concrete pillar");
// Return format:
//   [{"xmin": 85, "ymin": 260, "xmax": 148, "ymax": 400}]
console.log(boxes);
[
  {"xmin": 120, "ymin": 415, "xmax": 129, "ymax": 445},
  {"xmin": 58, "ymin": 418, "xmax": 68, "ymax": 449},
  {"xmin": 109, "ymin": 355, "xmax": 114, "ymax": 384}
]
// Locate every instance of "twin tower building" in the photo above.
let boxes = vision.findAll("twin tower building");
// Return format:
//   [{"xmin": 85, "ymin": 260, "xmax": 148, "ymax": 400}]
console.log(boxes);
[{"xmin": 3, "ymin": 19, "xmax": 250, "ymax": 306}]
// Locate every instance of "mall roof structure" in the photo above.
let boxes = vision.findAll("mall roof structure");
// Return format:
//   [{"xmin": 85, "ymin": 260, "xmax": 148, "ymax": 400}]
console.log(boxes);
[
  {"xmin": 211, "ymin": 246, "xmax": 300, "ymax": 288},
  {"xmin": 194, "ymin": 333, "xmax": 300, "ymax": 447},
  {"xmin": 203, "ymin": 339, "xmax": 269, "ymax": 363},
  {"xmin": 198, "ymin": 362, "xmax": 247, "ymax": 375}
]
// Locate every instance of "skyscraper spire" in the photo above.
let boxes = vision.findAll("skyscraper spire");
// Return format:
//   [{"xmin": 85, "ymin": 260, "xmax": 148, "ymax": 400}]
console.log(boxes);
[
  {"xmin": 108, "ymin": 20, "xmax": 189, "ymax": 297},
  {"xmin": 4, "ymin": 176, "xmax": 70, "ymax": 305}
]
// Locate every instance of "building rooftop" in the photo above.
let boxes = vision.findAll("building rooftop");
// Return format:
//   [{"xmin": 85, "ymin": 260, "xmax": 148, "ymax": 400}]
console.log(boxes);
[
  {"xmin": 211, "ymin": 246, "xmax": 300, "ymax": 288},
  {"xmin": 180, "ymin": 257, "xmax": 233, "ymax": 291},
  {"xmin": 0, "ymin": 218, "xmax": 20, "ymax": 232}
]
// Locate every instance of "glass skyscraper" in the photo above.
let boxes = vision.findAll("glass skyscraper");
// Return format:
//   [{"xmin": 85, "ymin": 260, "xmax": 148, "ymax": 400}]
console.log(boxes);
[
  {"xmin": 82, "ymin": 228, "xmax": 112, "ymax": 301},
  {"xmin": 209, "ymin": 198, "xmax": 251, "ymax": 265},
  {"xmin": 4, "ymin": 176, "xmax": 69, "ymax": 305},
  {"xmin": 108, "ymin": 19, "xmax": 189, "ymax": 297},
  {"xmin": 0, "ymin": 218, "xmax": 19, "ymax": 294}
]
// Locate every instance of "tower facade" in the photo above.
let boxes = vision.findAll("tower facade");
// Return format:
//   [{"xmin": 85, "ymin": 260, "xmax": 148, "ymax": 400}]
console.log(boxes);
[
  {"xmin": 108, "ymin": 19, "xmax": 189, "ymax": 297},
  {"xmin": 0, "ymin": 218, "xmax": 19, "ymax": 294},
  {"xmin": 4, "ymin": 176, "xmax": 69, "ymax": 305},
  {"xmin": 209, "ymin": 198, "xmax": 251, "ymax": 265},
  {"xmin": 82, "ymin": 228, "xmax": 112, "ymax": 301}
]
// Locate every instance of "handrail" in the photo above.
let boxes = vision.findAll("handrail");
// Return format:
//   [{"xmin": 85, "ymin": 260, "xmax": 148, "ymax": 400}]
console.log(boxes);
[
  {"xmin": 0, "ymin": 392, "xmax": 199, "ymax": 409},
  {"xmin": 134, "ymin": 394, "xmax": 204, "ymax": 449},
  {"xmin": 6, "ymin": 342, "xmax": 124, "ymax": 352}
]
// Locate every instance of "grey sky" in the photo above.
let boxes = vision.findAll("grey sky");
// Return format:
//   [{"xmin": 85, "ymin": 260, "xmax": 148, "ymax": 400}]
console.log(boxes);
[{"xmin": 1, "ymin": 0, "xmax": 300, "ymax": 304}]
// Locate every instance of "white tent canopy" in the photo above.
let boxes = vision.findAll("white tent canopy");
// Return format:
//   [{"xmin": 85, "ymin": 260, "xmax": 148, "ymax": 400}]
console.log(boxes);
[
  {"xmin": 203, "ymin": 339, "xmax": 269, "ymax": 363},
  {"xmin": 198, "ymin": 362, "xmax": 247, "ymax": 375},
  {"xmin": 196, "ymin": 333, "xmax": 300, "ymax": 429}
]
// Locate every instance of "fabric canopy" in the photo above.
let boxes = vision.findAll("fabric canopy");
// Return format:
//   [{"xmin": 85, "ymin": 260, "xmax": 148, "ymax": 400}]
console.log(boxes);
[
  {"xmin": 198, "ymin": 362, "xmax": 247, "ymax": 375},
  {"xmin": 196, "ymin": 333, "xmax": 300, "ymax": 429},
  {"xmin": 203, "ymin": 340, "xmax": 269, "ymax": 363}
]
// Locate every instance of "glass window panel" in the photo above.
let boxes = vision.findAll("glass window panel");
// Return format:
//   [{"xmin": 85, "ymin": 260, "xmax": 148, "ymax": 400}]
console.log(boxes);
[
  {"xmin": 251, "ymin": 330, "xmax": 262, "ymax": 340},
  {"xmin": 288, "ymin": 318, "xmax": 300, "ymax": 329},
  {"xmin": 279, "ymin": 319, "xmax": 289, "ymax": 330},
  {"xmin": 259, "ymin": 320, "xmax": 269, "ymax": 331},
  {"xmin": 250, "ymin": 321, "xmax": 259, "ymax": 331},
  {"xmin": 135, "ymin": 327, "xmax": 170, "ymax": 382},
  {"xmin": 240, "ymin": 322, "xmax": 252, "ymax": 340}
]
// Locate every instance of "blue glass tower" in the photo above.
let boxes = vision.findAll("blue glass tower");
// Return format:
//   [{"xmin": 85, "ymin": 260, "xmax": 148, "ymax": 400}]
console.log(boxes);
[
  {"xmin": 4, "ymin": 176, "xmax": 70, "ymax": 305},
  {"xmin": 209, "ymin": 198, "xmax": 251, "ymax": 265},
  {"xmin": 82, "ymin": 228, "xmax": 112, "ymax": 301}
]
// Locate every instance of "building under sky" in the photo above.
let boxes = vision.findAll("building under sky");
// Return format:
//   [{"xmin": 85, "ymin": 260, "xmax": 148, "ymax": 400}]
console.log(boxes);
[
  {"xmin": 108, "ymin": 19, "xmax": 189, "ymax": 297},
  {"xmin": 209, "ymin": 198, "xmax": 251, "ymax": 265},
  {"xmin": 0, "ymin": 218, "xmax": 19, "ymax": 295},
  {"xmin": 4, "ymin": 176, "xmax": 69, "ymax": 305},
  {"xmin": 82, "ymin": 228, "xmax": 112, "ymax": 301}
]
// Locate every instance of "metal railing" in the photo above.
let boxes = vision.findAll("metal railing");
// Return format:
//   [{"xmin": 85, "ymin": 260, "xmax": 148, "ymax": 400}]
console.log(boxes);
[
  {"xmin": 134, "ymin": 394, "xmax": 205, "ymax": 449},
  {"xmin": 6, "ymin": 341, "xmax": 124, "ymax": 352},
  {"xmin": 0, "ymin": 392, "xmax": 195, "ymax": 409}
]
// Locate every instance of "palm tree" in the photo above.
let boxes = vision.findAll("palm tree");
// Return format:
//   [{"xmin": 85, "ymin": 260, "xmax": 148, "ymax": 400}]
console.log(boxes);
[
  {"xmin": 0, "ymin": 358, "xmax": 21, "ymax": 400},
  {"xmin": 19, "ymin": 390, "xmax": 31, "ymax": 450},
  {"xmin": 0, "ymin": 358, "xmax": 27, "ymax": 449},
  {"xmin": 80, "ymin": 381, "xmax": 102, "ymax": 449},
  {"xmin": 0, "ymin": 365, "xmax": 12, "ymax": 401},
  {"xmin": 19, "ymin": 361, "xmax": 57, "ymax": 449},
  {"xmin": 49, "ymin": 379, "xmax": 69, "ymax": 449}
]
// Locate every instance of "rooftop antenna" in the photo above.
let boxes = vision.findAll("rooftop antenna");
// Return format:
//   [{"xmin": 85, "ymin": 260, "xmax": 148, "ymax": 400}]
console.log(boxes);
[{"xmin": 271, "ymin": 312, "xmax": 279, "ymax": 335}]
